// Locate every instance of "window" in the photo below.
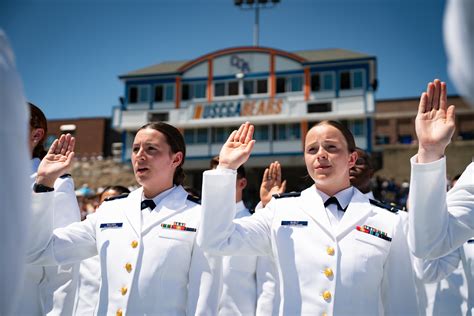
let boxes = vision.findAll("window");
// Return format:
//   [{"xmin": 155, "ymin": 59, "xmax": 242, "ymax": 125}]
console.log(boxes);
[
  {"xmin": 340, "ymin": 69, "xmax": 365, "ymax": 90},
  {"xmin": 307, "ymin": 102, "xmax": 332, "ymax": 113},
  {"xmin": 139, "ymin": 86, "xmax": 150, "ymax": 103},
  {"xmin": 311, "ymin": 74, "xmax": 321, "ymax": 91},
  {"xmin": 340, "ymin": 71, "xmax": 351, "ymax": 90},
  {"xmin": 164, "ymin": 85, "xmax": 174, "ymax": 101},
  {"xmin": 351, "ymin": 120, "xmax": 364, "ymax": 136},
  {"xmin": 276, "ymin": 75, "xmax": 303, "ymax": 93},
  {"xmin": 154, "ymin": 86, "xmax": 163, "ymax": 102},
  {"xmin": 214, "ymin": 83, "xmax": 225, "ymax": 97},
  {"xmin": 148, "ymin": 113, "xmax": 169, "ymax": 122},
  {"xmin": 254, "ymin": 125, "xmax": 269, "ymax": 141},
  {"xmin": 276, "ymin": 77, "xmax": 286, "ymax": 93},
  {"xmin": 311, "ymin": 72, "xmax": 334, "ymax": 92},
  {"xmin": 273, "ymin": 123, "xmax": 300, "ymax": 141},
  {"xmin": 193, "ymin": 83, "xmax": 207, "ymax": 99},
  {"xmin": 182, "ymin": 82, "xmax": 207, "ymax": 101},
  {"xmin": 184, "ymin": 128, "xmax": 209, "ymax": 144},
  {"xmin": 244, "ymin": 80, "xmax": 254, "ymax": 95},
  {"xmin": 256, "ymin": 79, "xmax": 268, "ymax": 94},
  {"xmin": 228, "ymin": 81, "xmax": 239, "ymax": 96},
  {"xmin": 128, "ymin": 86, "xmax": 138, "ymax": 103},
  {"xmin": 214, "ymin": 81, "xmax": 239, "ymax": 97},
  {"xmin": 289, "ymin": 76, "xmax": 303, "ymax": 92}
]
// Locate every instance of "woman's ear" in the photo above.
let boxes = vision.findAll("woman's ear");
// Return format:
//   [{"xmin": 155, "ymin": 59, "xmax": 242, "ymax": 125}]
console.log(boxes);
[
  {"xmin": 348, "ymin": 150, "xmax": 358, "ymax": 168},
  {"xmin": 172, "ymin": 152, "xmax": 183, "ymax": 167}
]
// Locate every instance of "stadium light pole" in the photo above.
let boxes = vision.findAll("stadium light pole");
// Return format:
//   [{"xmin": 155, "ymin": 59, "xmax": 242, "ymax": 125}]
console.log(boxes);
[{"xmin": 234, "ymin": 0, "xmax": 281, "ymax": 47}]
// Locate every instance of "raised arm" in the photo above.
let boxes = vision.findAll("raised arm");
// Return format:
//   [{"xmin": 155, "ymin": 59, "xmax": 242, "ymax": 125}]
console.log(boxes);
[
  {"xmin": 415, "ymin": 79, "xmax": 455, "ymax": 163},
  {"xmin": 36, "ymin": 133, "xmax": 75, "ymax": 188},
  {"xmin": 218, "ymin": 122, "xmax": 255, "ymax": 170},
  {"xmin": 260, "ymin": 161, "xmax": 286, "ymax": 208}
]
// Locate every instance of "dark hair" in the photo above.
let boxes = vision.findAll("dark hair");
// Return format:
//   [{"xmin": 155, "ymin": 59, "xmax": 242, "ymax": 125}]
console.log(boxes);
[
  {"xmin": 100, "ymin": 185, "xmax": 130, "ymax": 199},
  {"xmin": 355, "ymin": 147, "xmax": 373, "ymax": 169},
  {"xmin": 314, "ymin": 120, "xmax": 356, "ymax": 153},
  {"xmin": 138, "ymin": 122, "xmax": 186, "ymax": 185},
  {"xmin": 29, "ymin": 102, "xmax": 48, "ymax": 159},
  {"xmin": 209, "ymin": 155, "xmax": 246, "ymax": 179}
]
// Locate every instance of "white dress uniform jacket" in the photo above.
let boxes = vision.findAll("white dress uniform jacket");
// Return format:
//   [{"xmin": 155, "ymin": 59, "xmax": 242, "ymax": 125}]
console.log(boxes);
[
  {"xmin": 17, "ymin": 161, "xmax": 81, "ymax": 316},
  {"xmin": 218, "ymin": 201, "xmax": 277, "ymax": 316},
  {"xmin": 415, "ymin": 239, "xmax": 474, "ymax": 315},
  {"xmin": 0, "ymin": 29, "xmax": 31, "ymax": 316},
  {"xmin": 28, "ymin": 185, "xmax": 222, "ymax": 315},
  {"xmin": 409, "ymin": 157, "xmax": 474, "ymax": 259},
  {"xmin": 198, "ymin": 169, "xmax": 419, "ymax": 316}
]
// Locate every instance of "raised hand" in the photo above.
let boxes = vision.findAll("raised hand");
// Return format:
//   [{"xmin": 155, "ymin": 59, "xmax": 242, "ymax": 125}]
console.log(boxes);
[
  {"xmin": 415, "ymin": 79, "xmax": 456, "ymax": 163},
  {"xmin": 36, "ymin": 133, "xmax": 75, "ymax": 187},
  {"xmin": 260, "ymin": 161, "xmax": 287, "ymax": 207},
  {"xmin": 218, "ymin": 122, "xmax": 255, "ymax": 170}
]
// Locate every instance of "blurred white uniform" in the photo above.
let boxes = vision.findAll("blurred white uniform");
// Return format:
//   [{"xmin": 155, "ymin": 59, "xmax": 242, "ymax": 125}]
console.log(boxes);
[
  {"xmin": 0, "ymin": 29, "xmax": 31, "ymax": 316},
  {"xmin": 28, "ymin": 185, "xmax": 222, "ymax": 315},
  {"xmin": 16, "ymin": 161, "xmax": 81, "ymax": 316},
  {"xmin": 199, "ymin": 169, "xmax": 419, "ymax": 315},
  {"xmin": 218, "ymin": 201, "xmax": 277, "ymax": 316},
  {"xmin": 415, "ymin": 239, "xmax": 474, "ymax": 315}
]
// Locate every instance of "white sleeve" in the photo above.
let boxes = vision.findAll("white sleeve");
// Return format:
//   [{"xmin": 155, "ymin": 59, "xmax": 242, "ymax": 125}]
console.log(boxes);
[
  {"xmin": 186, "ymin": 242, "xmax": 223, "ymax": 316},
  {"xmin": 0, "ymin": 30, "xmax": 31, "ymax": 316},
  {"xmin": 27, "ymin": 192, "xmax": 98, "ymax": 266},
  {"xmin": 42, "ymin": 176, "xmax": 82, "ymax": 315},
  {"xmin": 256, "ymin": 256, "xmax": 279, "ymax": 316},
  {"xmin": 409, "ymin": 157, "xmax": 474, "ymax": 259},
  {"xmin": 197, "ymin": 169, "xmax": 273, "ymax": 257},
  {"xmin": 382, "ymin": 216, "xmax": 420, "ymax": 315},
  {"xmin": 413, "ymin": 248, "xmax": 462, "ymax": 284}
]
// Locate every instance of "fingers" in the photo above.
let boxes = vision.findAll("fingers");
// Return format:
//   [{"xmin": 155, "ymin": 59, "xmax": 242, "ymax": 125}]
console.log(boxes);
[
  {"xmin": 446, "ymin": 104, "xmax": 456, "ymax": 124},
  {"xmin": 226, "ymin": 130, "xmax": 237, "ymax": 144},
  {"xmin": 432, "ymin": 79, "xmax": 441, "ymax": 111},
  {"xmin": 426, "ymin": 82, "xmax": 434, "ymax": 111},
  {"xmin": 48, "ymin": 139, "xmax": 58, "ymax": 155},
  {"xmin": 440, "ymin": 82, "xmax": 448, "ymax": 111},
  {"xmin": 280, "ymin": 180, "xmax": 287, "ymax": 194},
  {"xmin": 262, "ymin": 168, "xmax": 269, "ymax": 182},
  {"xmin": 418, "ymin": 92, "xmax": 428, "ymax": 115},
  {"xmin": 244, "ymin": 124, "xmax": 254, "ymax": 144}
]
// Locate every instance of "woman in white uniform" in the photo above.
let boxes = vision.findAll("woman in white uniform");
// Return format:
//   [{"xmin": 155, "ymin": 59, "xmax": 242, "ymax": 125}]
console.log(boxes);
[
  {"xmin": 28, "ymin": 122, "xmax": 222, "ymax": 315},
  {"xmin": 198, "ymin": 121, "xmax": 419, "ymax": 315}
]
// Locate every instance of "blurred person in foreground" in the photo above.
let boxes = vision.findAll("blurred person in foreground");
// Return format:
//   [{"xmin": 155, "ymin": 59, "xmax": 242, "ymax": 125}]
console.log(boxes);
[
  {"xmin": 0, "ymin": 29, "xmax": 31, "ymax": 316},
  {"xmin": 16, "ymin": 103, "xmax": 81, "ymax": 315}
]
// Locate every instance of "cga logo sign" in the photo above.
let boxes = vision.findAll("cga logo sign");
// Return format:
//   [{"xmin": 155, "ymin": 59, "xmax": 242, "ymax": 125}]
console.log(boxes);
[
  {"xmin": 193, "ymin": 99, "xmax": 283, "ymax": 119},
  {"xmin": 230, "ymin": 55, "xmax": 250, "ymax": 74}
]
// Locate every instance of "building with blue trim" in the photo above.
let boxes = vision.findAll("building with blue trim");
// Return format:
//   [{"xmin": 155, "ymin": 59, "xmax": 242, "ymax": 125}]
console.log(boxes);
[{"xmin": 112, "ymin": 46, "xmax": 378, "ymax": 195}]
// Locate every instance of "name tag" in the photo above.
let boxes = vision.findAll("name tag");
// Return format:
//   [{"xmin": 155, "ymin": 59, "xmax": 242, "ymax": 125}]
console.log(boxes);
[
  {"xmin": 281, "ymin": 220, "xmax": 308, "ymax": 227},
  {"xmin": 99, "ymin": 222, "xmax": 123, "ymax": 229}
]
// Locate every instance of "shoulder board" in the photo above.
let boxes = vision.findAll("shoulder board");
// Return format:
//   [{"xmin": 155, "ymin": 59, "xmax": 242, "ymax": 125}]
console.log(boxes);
[
  {"xmin": 273, "ymin": 192, "xmax": 301, "ymax": 199},
  {"xmin": 369, "ymin": 199, "xmax": 405, "ymax": 213},
  {"xmin": 104, "ymin": 193, "xmax": 129, "ymax": 202},
  {"xmin": 187, "ymin": 195, "xmax": 201, "ymax": 205},
  {"xmin": 59, "ymin": 173, "xmax": 72, "ymax": 179}
]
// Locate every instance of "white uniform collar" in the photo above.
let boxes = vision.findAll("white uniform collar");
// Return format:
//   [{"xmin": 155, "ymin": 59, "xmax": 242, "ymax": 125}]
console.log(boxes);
[
  {"xmin": 142, "ymin": 185, "xmax": 177, "ymax": 209},
  {"xmin": 317, "ymin": 186, "xmax": 354, "ymax": 211}
]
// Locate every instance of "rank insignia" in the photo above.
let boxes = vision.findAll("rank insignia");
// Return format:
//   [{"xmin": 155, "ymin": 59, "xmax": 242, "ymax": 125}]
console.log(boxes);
[
  {"xmin": 161, "ymin": 222, "xmax": 197, "ymax": 232},
  {"xmin": 356, "ymin": 225, "xmax": 392, "ymax": 242}
]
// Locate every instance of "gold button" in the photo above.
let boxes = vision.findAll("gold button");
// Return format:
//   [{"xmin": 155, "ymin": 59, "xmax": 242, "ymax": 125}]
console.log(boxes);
[
  {"xmin": 322, "ymin": 313, "xmax": 328, "ymax": 316},
  {"xmin": 121, "ymin": 286, "xmax": 128, "ymax": 296},
  {"xmin": 324, "ymin": 268, "xmax": 333, "ymax": 278},
  {"xmin": 131, "ymin": 240, "xmax": 138, "ymax": 248},
  {"xmin": 326, "ymin": 247, "xmax": 335, "ymax": 256},
  {"xmin": 322, "ymin": 290, "xmax": 332, "ymax": 301},
  {"xmin": 116, "ymin": 308, "xmax": 123, "ymax": 316},
  {"xmin": 125, "ymin": 263, "xmax": 132, "ymax": 273}
]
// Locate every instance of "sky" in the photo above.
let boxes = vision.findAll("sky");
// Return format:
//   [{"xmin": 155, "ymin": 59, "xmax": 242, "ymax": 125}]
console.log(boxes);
[{"xmin": 1, "ymin": 0, "xmax": 454, "ymax": 120}]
